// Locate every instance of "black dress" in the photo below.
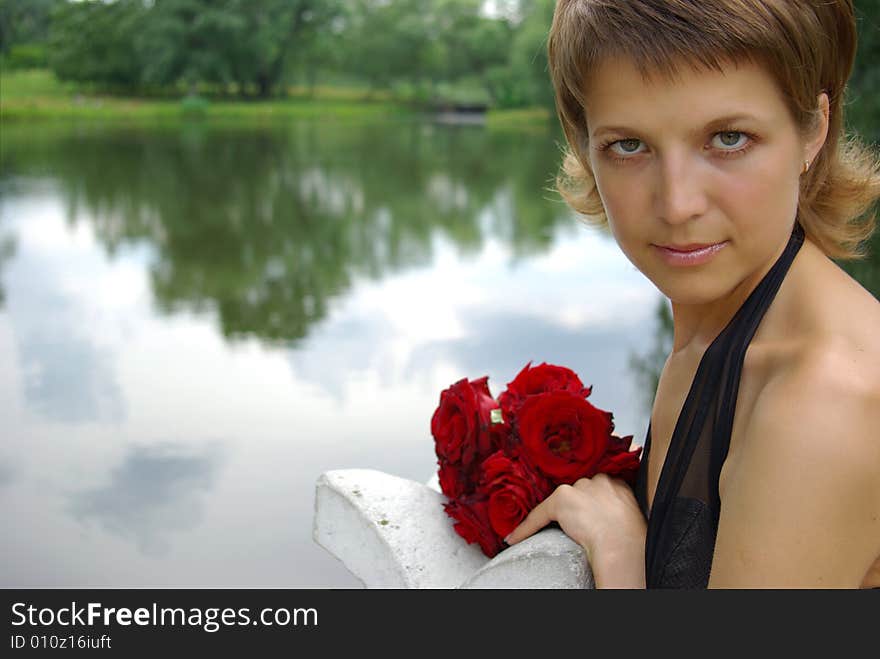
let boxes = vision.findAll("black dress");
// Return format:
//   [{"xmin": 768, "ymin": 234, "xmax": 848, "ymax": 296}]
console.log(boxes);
[{"xmin": 634, "ymin": 222, "xmax": 805, "ymax": 588}]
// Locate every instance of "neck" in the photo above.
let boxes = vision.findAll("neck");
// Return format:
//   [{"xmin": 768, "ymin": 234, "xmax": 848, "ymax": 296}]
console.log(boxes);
[{"xmin": 669, "ymin": 237, "xmax": 792, "ymax": 357}]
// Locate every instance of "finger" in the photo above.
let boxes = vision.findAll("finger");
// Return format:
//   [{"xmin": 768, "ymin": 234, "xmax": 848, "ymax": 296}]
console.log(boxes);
[{"xmin": 504, "ymin": 495, "xmax": 555, "ymax": 545}]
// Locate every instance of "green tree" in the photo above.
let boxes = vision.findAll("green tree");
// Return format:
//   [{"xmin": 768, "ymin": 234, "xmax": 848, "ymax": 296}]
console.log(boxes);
[
  {"xmin": 428, "ymin": 0, "xmax": 511, "ymax": 82},
  {"xmin": 486, "ymin": 0, "xmax": 555, "ymax": 108},
  {"xmin": 342, "ymin": 0, "xmax": 435, "ymax": 94},
  {"xmin": 45, "ymin": 0, "xmax": 343, "ymax": 97},
  {"xmin": 134, "ymin": 0, "xmax": 243, "ymax": 92},
  {"xmin": 339, "ymin": 0, "xmax": 511, "ymax": 103},
  {"xmin": 216, "ymin": 0, "xmax": 344, "ymax": 98},
  {"xmin": 47, "ymin": 0, "xmax": 146, "ymax": 90},
  {"xmin": 0, "ymin": 0, "xmax": 62, "ymax": 54},
  {"xmin": 850, "ymin": 0, "xmax": 880, "ymax": 142}
]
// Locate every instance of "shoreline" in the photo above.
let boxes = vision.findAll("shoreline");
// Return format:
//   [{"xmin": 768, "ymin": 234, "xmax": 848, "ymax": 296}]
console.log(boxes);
[{"xmin": 0, "ymin": 70, "xmax": 551, "ymax": 128}]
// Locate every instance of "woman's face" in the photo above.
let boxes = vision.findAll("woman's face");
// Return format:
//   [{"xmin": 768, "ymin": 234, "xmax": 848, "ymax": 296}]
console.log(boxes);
[{"xmin": 584, "ymin": 57, "xmax": 820, "ymax": 306}]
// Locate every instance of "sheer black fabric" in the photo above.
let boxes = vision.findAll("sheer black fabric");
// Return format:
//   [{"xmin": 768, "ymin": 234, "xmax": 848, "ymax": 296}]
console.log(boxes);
[{"xmin": 635, "ymin": 222, "xmax": 805, "ymax": 589}]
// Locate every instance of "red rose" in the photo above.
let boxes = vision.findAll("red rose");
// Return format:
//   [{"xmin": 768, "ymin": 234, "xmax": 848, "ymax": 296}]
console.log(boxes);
[
  {"xmin": 438, "ymin": 459, "xmax": 469, "ymax": 499},
  {"xmin": 595, "ymin": 435, "xmax": 643, "ymax": 486},
  {"xmin": 517, "ymin": 390, "xmax": 613, "ymax": 483},
  {"xmin": 606, "ymin": 433, "xmax": 635, "ymax": 454},
  {"xmin": 443, "ymin": 497, "xmax": 504, "ymax": 558},
  {"xmin": 479, "ymin": 451, "xmax": 551, "ymax": 538},
  {"xmin": 431, "ymin": 376, "xmax": 499, "ymax": 469},
  {"xmin": 498, "ymin": 362, "xmax": 592, "ymax": 420}
]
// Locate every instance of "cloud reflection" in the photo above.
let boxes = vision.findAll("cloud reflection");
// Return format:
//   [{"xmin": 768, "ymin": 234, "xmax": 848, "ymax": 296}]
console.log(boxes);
[
  {"xmin": 289, "ymin": 299, "xmax": 654, "ymax": 438},
  {"xmin": 404, "ymin": 309, "xmax": 634, "ymax": 383},
  {"xmin": 20, "ymin": 329, "xmax": 124, "ymax": 424},
  {"xmin": 5, "ymin": 212, "xmax": 127, "ymax": 424},
  {"xmin": 70, "ymin": 443, "xmax": 223, "ymax": 556},
  {"xmin": 405, "ymin": 309, "xmax": 652, "ymax": 437},
  {"xmin": 0, "ymin": 461, "xmax": 15, "ymax": 490},
  {"xmin": 288, "ymin": 310, "xmax": 398, "ymax": 401}
]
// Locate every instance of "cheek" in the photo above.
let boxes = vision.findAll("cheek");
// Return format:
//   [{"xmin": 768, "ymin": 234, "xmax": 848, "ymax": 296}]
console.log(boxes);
[
  {"xmin": 718, "ymin": 156, "xmax": 800, "ymax": 234},
  {"xmin": 593, "ymin": 172, "xmax": 655, "ymax": 274},
  {"xmin": 592, "ymin": 168, "xmax": 647, "ymax": 239}
]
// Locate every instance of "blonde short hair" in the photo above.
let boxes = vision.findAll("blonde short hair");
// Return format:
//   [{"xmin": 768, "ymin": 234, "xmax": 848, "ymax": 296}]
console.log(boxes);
[{"xmin": 548, "ymin": 0, "xmax": 880, "ymax": 259}]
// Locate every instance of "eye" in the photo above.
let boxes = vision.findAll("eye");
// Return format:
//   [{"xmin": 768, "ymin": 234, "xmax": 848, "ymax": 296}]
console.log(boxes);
[
  {"xmin": 609, "ymin": 138, "xmax": 646, "ymax": 156},
  {"xmin": 711, "ymin": 131, "xmax": 749, "ymax": 150}
]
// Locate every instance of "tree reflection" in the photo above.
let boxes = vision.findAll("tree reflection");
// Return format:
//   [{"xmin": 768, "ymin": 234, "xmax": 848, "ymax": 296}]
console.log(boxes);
[
  {"xmin": 0, "ymin": 235, "xmax": 15, "ymax": 309},
  {"xmin": 0, "ymin": 117, "xmax": 876, "ymax": 351},
  {"xmin": 0, "ymin": 120, "xmax": 569, "ymax": 344},
  {"xmin": 628, "ymin": 297, "xmax": 673, "ymax": 419}
]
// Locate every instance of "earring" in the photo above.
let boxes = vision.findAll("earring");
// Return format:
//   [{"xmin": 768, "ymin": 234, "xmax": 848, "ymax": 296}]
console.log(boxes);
[{"xmin": 802, "ymin": 159, "xmax": 811, "ymax": 174}]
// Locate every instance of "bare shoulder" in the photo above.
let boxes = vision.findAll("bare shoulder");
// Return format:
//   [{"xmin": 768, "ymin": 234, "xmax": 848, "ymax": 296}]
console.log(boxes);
[
  {"xmin": 755, "ymin": 252, "xmax": 880, "ymax": 467},
  {"xmin": 752, "ymin": 336, "xmax": 880, "ymax": 481},
  {"xmin": 709, "ymin": 325, "xmax": 880, "ymax": 587}
]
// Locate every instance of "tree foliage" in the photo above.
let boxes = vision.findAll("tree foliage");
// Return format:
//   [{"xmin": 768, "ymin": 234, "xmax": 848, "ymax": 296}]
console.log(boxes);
[
  {"xmin": 33, "ymin": 0, "xmax": 526, "ymax": 101},
  {"xmin": 0, "ymin": 0, "xmax": 65, "ymax": 68},
  {"xmin": 47, "ymin": 0, "xmax": 146, "ymax": 90},
  {"xmin": 0, "ymin": 0, "xmax": 63, "ymax": 53},
  {"xmin": 2, "ymin": 0, "xmax": 878, "ymax": 109},
  {"xmin": 42, "ymin": 0, "xmax": 346, "ymax": 97},
  {"xmin": 850, "ymin": 0, "xmax": 880, "ymax": 140}
]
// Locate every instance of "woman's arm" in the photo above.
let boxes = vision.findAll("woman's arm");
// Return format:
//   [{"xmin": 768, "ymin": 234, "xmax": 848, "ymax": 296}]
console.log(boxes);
[
  {"xmin": 504, "ymin": 473, "xmax": 648, "ymax": 589},
  {"xmin": 708, "ymin": 356, "xmax": 880, "ymax": 588}
]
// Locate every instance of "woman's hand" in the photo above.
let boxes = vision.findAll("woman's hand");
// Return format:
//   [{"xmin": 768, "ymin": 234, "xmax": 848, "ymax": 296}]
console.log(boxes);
[{"xmin": 504, "ymin": 473, "xmax": 648, "ymax": 588}]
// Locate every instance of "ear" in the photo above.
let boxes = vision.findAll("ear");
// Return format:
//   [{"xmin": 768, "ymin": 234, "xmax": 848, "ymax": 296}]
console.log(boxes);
[{"xmin": 805, "ymin": 92, "xmax": 830, "ymax": 164}]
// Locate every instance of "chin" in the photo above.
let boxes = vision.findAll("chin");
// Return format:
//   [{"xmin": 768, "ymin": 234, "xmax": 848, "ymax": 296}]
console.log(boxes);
[
  {"xmin": 662, "ymin": 286, "xmax": 730, "ymax": 307},
  {"xmin": 648, "ymin": 270, "xmax": 740, "ymax": 307}
]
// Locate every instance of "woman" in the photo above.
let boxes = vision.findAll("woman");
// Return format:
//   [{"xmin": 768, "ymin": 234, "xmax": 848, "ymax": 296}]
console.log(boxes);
[{"xmin": 505, "ymin": 0, "xmax": 880, "ymax": 588}]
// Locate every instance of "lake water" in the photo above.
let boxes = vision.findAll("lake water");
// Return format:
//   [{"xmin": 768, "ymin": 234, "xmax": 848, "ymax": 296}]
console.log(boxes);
[{"xmin": 0, "ymin": 118, "xmax": 876, "ymax": 587}]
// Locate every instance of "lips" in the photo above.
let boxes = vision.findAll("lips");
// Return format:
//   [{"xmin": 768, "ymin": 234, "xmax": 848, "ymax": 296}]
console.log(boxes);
[
  {"xmin": 652, "ymin": 240, "xmax": 729, "ymax": 266},
  {"xmin": 661, "ymin": 243, "xmax": 718, "ymax": 252}
]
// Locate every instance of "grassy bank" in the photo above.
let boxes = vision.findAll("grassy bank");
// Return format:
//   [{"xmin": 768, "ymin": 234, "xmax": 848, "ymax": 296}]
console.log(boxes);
[
  {"xmin": 0, "ymin": 70, "xmax": 411, "ymax": 122},
  {"xmin": 0, "ymin": 69, "xmax": 550, "ymax": 127},
  {"xmin": 485, "ymin": 107, "xmax": 552, "ymax": 130}
]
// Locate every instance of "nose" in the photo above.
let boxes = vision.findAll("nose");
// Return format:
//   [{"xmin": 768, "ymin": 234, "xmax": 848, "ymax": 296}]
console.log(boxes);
[{"xmin": 653, "ymin": 152, "xmax": 710, "ymax": 225}]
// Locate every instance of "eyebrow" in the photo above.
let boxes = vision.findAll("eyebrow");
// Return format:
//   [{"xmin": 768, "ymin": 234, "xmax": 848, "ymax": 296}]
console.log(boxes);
[{"xmin": 590, "ymin": 113, "xmax": 764, "ymax": 139}]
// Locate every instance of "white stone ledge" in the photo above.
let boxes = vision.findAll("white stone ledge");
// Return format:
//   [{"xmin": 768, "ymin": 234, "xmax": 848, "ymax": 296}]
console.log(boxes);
[{"xmin": 313, "ymin": 468, "xmax": 594, "ymax": 589}]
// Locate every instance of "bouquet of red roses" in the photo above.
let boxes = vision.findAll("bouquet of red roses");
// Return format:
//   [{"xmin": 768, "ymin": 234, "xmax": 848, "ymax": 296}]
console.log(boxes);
[{"xmin": 431, "ymin": 362, "xmax": 642, "ymax": 558}]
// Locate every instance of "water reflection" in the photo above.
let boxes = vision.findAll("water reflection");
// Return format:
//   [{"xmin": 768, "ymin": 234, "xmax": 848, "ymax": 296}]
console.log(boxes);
[
  {"xmin": 287, "ymin": 308, "xmax": 398, "ymax": 402},
  {"xmin": 70, "ymin": 443, "xmax": 224, "ymax": 557},
  {"xmin": 0, "ymin": 234, "xmax": 14, "ymax": 308},
  {"xmin": 0, "ymin": 461, "xmax": 15, "ymax": 489},
  {"xmin": 1, "ymin": 121, "xmax": 572, "ymax": 348},
  {"xmin": 628, "ymin": 298, "xmax": 674, "ymax": 419},
  {"xmin": 0, "ymin": 117, "xmax": 876, "ymax": 586},
  {"xmin": 3, "ymin": 204, "xmax": 127, "ymax": 424},
  {"xmin": 21, "ymin": 331, "xmax": 124, "ymax": 424},
  {"xmin": 407, "ymin": 308, "xmax": 654, "ymax": 438}
]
